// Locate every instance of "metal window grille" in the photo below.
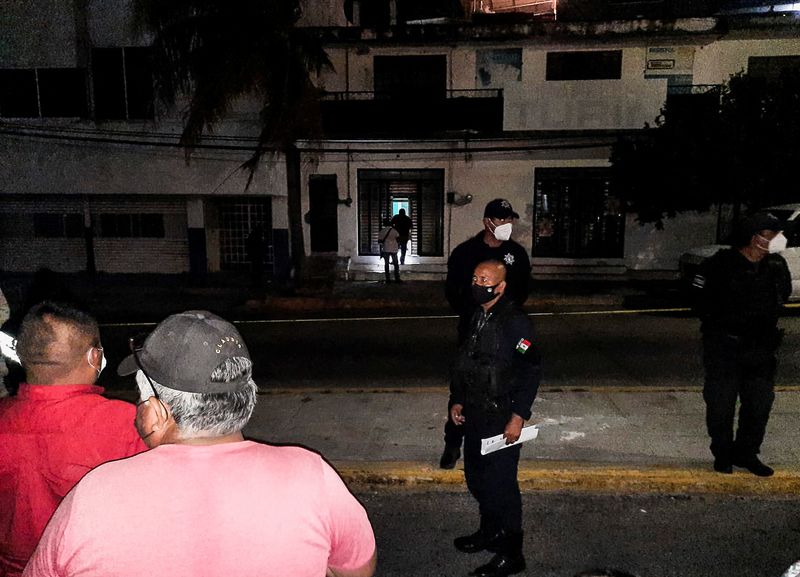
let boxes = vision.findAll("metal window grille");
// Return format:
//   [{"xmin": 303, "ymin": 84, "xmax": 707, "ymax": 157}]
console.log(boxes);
[
  {"xmin": 218, "ymin": 200, "xmax": 272, "ymax": 271},
  {"xmin": 533, "ymin": 168, "xmax": 624, "ymax": 258}
]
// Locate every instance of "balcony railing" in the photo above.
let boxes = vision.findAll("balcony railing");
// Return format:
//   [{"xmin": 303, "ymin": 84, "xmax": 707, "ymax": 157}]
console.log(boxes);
[{"xmin": 319, "ymin": 88, "xmax": 504, "ymax": 136}]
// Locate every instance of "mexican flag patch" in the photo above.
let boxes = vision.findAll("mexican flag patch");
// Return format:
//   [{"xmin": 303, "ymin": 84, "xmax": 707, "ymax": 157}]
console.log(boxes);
[{"xmin": 516, "ymin": 338, "xmax": 531, "ymax": 354}]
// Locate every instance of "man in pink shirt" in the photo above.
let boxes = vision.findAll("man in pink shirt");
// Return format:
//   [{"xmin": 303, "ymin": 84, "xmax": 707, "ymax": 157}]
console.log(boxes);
[
  {"xmin": 0, "ymin": 301, "xmax": 146, "ymax": 577},
  {"xmin": 24, "ymin": 310, "xmax": 377, "ymax": 577}
]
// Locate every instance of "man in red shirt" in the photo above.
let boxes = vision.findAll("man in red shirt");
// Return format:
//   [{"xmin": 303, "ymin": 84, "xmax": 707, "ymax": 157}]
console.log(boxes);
[{"xmin": 0, "ymin": 301, "xmax": 146, "ymax": 577}]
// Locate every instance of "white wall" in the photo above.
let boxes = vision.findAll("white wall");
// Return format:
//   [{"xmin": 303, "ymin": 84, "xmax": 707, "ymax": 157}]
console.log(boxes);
[
  {"xmin": 0, "ymin": 134, "xmax": 286, "ymax": 198},
  {"xmin": 0, "ymin": 0, "xmax": 80, "ymax": 67}
]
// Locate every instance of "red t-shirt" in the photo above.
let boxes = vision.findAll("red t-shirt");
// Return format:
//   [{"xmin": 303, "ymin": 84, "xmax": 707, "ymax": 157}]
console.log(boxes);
[{"xmin": 0, "ymin": 384, "xmax": 146, "ymax": 577}]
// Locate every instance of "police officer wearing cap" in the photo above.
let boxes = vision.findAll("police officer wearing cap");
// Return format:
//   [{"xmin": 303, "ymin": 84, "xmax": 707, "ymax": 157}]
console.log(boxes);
[
  {"xmin": 450, "ymin": 260, "xmax": 540, "ymax": 577},
  {"xmin": 692, "ymin": 212, "xmax": 791, "ymax": 477},
  {"xmin": 441, "ymin": 198, "xmax": 531, "ymax": 469}
]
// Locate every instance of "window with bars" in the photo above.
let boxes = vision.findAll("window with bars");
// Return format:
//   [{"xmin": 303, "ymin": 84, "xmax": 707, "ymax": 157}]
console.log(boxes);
[
  {"xmin": 533, "ymin": 168, "xmax": 625, "ymax": 258},
  {"xmin": 358, "ymin": 169, "xmax": 444, "ymax": 257},
  {"xmin": 218, "ymin": 200, "xmax": 273, "ymax": 271}
]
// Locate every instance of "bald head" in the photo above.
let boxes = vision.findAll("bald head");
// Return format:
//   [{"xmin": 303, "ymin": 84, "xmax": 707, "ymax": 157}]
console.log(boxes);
[
  {"xmin": 17, "ymin": 301, "xmax": 101, "ymax": 384},
  {"xmin": 473, "ymin": 260, "xmax": 507, "ymax": 285},
  {"xmin": 472, "ymin": 260, "xmax": 507, "ymax": 309}
]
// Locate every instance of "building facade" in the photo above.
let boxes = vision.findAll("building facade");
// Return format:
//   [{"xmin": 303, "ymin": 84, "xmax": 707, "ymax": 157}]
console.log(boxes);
[{"xmin": 1, "ymin": 0, "xmax": 798, "ymax": 279}]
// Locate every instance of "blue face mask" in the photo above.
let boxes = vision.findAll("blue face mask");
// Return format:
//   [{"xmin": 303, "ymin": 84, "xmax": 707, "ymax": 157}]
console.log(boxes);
[{"xmin": 472, "ymin": 283, "xmax": 500, "ymax": 305}]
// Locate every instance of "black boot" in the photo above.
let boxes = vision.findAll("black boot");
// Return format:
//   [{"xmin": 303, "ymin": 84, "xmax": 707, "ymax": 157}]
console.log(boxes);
[
  {"xmin": 471, "ymin": 531, "xmax": 525, "ymax": 577},
  {"xmin": 713, "ymin": 455, "xmax": 732, "ymax": 474},
  {"xmin": 454, "ymin": 528, "xmax": 505, "ymax": 554},
  {"xmin": 439, "ymin": 445, "xmax": 460, "ymax": 469},
  {"xmin": 732, "ymin": 454, "xmax": 774, "ymax": 477}
]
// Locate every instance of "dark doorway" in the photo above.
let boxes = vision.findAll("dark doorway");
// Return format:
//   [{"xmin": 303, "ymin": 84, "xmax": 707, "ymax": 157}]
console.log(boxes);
[
  {"xmin": 309, "ymin": 175, "xmax": 339, "ymax": 253},
  {"xmin": 358, "ymin": 169, "xmax": 444, "ymax": 257}
]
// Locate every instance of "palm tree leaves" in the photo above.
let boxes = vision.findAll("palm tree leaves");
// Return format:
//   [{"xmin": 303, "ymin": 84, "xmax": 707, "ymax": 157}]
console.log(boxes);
[{"xmin": 133, "ymin": 0, "xmax": 330, "ymax": 158}]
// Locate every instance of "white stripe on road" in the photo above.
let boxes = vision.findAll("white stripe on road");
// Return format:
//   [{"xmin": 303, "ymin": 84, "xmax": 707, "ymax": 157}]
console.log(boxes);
[{"xmin": 99, "ymin": 302, "xmax": 800, "ymax": 328}]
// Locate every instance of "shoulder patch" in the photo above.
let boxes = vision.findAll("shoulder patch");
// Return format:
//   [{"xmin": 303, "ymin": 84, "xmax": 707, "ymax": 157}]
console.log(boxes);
[
  {"xmin": 516, "ymin": 338, "xmax": 531, "ymax": 354},
  {"xmin": 692, "ymin": 274, "xmax": 705, "ymax": 289}
]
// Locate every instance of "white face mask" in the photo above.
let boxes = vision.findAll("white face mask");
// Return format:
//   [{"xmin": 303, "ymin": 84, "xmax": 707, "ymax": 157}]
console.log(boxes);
[
  {"xmin": 758, "ymin": 232, "xmax": 787, "ymax": 254},
  {"xmin": 492, "ymin": 222, "xmax": 513, "ymax": 242},
  {"xmin": 87, "ymin": 347, "xmax": 107, "ymax": 375}
]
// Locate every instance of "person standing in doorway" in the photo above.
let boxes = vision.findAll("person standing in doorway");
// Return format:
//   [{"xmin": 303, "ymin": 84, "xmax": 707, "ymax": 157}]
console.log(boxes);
[
  {"xmin": 440, "ymin": 198, "xmax": 531, "ymax": 469},
  {"xmin": 378, "ymin": 218, "xmax": 401, "ymax": 283},
  {"xmin": 692, "ymin": 212, "xmax": 791, "ymax": 477},
  {"xmin": 391, "ymin": 208, "xmax": 413, "ymax": 265}
]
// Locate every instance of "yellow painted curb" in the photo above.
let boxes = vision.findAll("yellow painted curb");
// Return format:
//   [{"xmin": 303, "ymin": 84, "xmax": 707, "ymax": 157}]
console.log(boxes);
[{"xmin": 334, "ymin": 461, "xmax": 800, "ymax": 496}]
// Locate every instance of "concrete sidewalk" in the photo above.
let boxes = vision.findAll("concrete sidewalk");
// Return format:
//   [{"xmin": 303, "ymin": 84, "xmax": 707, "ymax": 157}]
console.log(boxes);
[
  {"xmin": 0, "ymin": 273, "xmax": 685, "ymax": 323},
  {"xmin": 241, "ymin": 387, "xmax": 800, "ymax": 496}
]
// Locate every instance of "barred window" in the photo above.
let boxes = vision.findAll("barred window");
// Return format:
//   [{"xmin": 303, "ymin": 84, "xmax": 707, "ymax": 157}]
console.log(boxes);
[{"xmin": 534, "ymin": 168, "xmax": 624, "ymax": 258}]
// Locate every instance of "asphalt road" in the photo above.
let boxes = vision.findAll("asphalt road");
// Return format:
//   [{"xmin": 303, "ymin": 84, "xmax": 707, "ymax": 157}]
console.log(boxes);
[
  {"xmin": 98, "ymin": 312, "xmax": 800, "ymax": 391},
  {"xmin": 361, "ymin": 490, "xmax": 800, "ymax": 577}
]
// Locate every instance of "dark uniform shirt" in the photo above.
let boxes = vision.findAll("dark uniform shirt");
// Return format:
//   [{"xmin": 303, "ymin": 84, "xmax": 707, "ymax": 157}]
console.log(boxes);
[
  {"xmin": 390, "ymin": 213, "xmax": 412, "ymax": 239},
  {"xmin": 449, "ymin": 297, "xmax": 540, "ymax": 421},
  {"xmin": 692, "ymin": 248, "xmax": 791, "ymax": 337},
  {"xmin": 445, "ymin": 232, "xmax": 531, "ymax": 319}
]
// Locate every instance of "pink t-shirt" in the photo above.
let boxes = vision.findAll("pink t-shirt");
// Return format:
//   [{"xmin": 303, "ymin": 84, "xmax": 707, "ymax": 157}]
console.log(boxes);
[{"xmin": 24, "ymin": 441, "xmax": 375, "ymax": 577}]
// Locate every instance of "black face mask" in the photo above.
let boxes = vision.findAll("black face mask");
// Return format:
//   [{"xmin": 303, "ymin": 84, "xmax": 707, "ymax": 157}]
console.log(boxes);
[{"xmin": 471, "ymin": 283, "xmax": 500, "ymax": 305}]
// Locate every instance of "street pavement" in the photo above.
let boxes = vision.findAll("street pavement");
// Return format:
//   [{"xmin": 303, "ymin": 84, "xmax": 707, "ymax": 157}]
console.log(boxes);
[
  {"xmin": 4, "ymin": 272, "xmax": 800, "ymax": 495},
  {"xmin": 244, "ymin": 387, "xmax": 800, "ymax": 496}
]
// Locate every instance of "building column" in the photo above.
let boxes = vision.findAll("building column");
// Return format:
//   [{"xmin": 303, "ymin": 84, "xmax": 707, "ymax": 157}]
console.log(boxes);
[
  {"xmin": 186, "ymin": 199, "xmax": 208, "ymax": 275},
  {"xmin": 272, "ymin": 195, "xmax": 291, "ymax": 283}
]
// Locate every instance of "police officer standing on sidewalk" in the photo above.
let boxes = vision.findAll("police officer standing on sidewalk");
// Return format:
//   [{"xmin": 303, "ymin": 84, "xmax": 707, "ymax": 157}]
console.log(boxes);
[
  {"xmin": 450, "ymin": 260, "xmax": 540, "ymax": 577},
  {"xmin": 441, "ymin": 199, "xmax": 531, "ymax": 469},
  {"xmin": 692, "ymin": 212, "xmax": 791, "ymax": 477}
]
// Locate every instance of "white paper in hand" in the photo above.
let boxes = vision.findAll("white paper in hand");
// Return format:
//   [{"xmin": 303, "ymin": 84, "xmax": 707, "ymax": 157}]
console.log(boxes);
[
  {"xmin": 0, "ymin": 332, "xmax": 20, "ymax": 364},
  {"xmin": 480, "ymin": 426, "xmax": 539, "ymax": 455}
]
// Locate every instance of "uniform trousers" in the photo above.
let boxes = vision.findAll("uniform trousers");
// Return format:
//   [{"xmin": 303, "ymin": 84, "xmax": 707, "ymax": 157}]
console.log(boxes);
[
  {"xmin": 702, "ymin": 332, "xmax": 777, "ymax": 459},
  {"xmin": 463, "ymin": 407, "xmax": 523, "ymax": 535}
]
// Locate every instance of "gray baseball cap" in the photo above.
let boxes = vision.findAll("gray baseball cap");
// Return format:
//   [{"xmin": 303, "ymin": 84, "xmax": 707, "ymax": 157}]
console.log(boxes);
[{"xmin": 118, "ymin": 310, "xmax": 251, "ymax": 394}]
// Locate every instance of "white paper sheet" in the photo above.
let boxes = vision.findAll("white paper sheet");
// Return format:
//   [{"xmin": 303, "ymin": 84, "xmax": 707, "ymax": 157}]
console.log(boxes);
[
  {"xmin": 480, "ymin": 426, "xmax": 539, "ymax": 455},
  {"xmin": 0, "ymin": 332, "xmax": 20, "ymax": 364}
]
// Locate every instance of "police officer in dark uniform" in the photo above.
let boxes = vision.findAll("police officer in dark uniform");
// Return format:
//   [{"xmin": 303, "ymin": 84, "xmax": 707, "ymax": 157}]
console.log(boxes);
[
  {"xmin": 441, "ymin": 199, "xmax": 531, "ymax": 469},
  {"xmin": 692, "ymin": 212, "xmax": 791, "ymax": 477},
  {"xmin": 450, "ymin": 260, "xmax": 540, "ymax": 577}
]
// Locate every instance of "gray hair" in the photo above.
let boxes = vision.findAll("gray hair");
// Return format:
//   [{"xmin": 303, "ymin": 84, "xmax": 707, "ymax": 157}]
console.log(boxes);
[{"xmin": 136, "ymin": 357, "xmax": 258, "ymax": 438}]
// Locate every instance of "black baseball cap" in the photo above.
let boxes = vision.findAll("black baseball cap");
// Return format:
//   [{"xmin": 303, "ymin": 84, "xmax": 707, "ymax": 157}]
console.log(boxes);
[
  {"xmin": 742, "ymin": 212, "xmax": 783, "ymax": 236},
  {"xmin": 484, "ymin": 198, "xmax": 519, "ymax": 219},
  {"xmin": 118, "ymin": 310, "xmax": 251, "ymax": 394}
]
